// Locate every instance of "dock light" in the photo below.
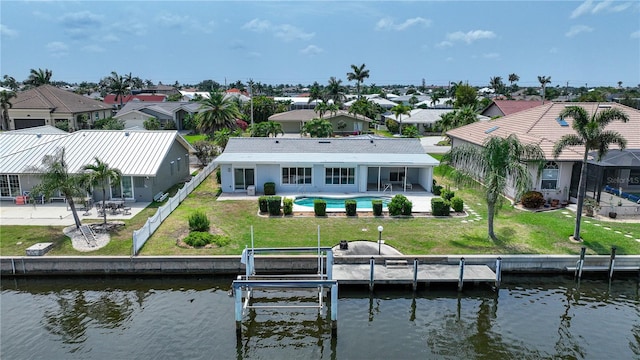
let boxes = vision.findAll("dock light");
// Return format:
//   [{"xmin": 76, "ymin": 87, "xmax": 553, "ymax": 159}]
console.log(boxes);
[{"xmin": 377, "ymin": 225, "xmax": 383, "ymax": 255}]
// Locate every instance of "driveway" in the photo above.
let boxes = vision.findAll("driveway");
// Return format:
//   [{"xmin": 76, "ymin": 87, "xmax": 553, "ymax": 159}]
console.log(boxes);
[{"xmin": 420, "ymin": 136, "xmax": 450, "ymax": 154}]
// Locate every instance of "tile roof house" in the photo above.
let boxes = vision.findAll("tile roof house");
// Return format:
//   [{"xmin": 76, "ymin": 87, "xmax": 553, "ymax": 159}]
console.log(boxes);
[
  {"xmin": 480, "ymin": 100, "xmax": 544, "ymax": 118},
  {"xmin": 7, "ymin": 85, "xmax": 113, "ymax": 131},
  {"xmin": 268, "ymin": 109, "xmax": 373, "ymax": 134},
  {"xmin": 447, "ymin": 102, "xmax": 640, "ymax": 207},
  {"xmin": 103, "ymin": 94, "xmax": 167, "ymax": 108},
  {"xmin": 0, "ymin": 128, "xmax": 193, "ymax": 202},
  {"xmin": 383, "ymin": 108, "xmax": 490, "ymax": 134},
  {"xmin": 215, "ymin": 137, "xmax": 439, "ymax": 194},
  {"xmin": 114, "ymin": 101, "xmax": 200, "ymax": 130}
]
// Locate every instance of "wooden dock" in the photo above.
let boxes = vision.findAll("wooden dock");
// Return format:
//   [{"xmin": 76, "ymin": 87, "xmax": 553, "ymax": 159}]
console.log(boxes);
[{"xmin": 333, "ymin": 262, "xmax": 496, "ymax": 286}]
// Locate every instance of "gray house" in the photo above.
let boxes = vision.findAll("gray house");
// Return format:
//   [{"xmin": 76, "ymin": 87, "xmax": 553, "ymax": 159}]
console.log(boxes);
[
  {"xmin": 214, "ymin": 137, "xmax": 439, "ymax": 194},
  {"xmin": 268, "ymin": 109, "xmax": 373, "ymax": 135},
  {"xmin": 0, "ymin": 127, "xmax": 193, "ymax": 202}
]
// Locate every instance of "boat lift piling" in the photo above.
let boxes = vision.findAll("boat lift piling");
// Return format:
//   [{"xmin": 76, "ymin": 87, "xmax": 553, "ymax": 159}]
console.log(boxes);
[
  {"xmin": 495, "ymin": 257, "xmax": 502, "ymax": 289},
  {"xmin": 575, "ymin": 247, "xmax": 586, "ymax": 281},
  {"xmin": 458, "ymin": 257, "xmax": 465, "ymax": 292}
]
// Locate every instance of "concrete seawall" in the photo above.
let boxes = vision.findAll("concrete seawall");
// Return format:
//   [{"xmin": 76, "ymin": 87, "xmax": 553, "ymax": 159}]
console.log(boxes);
[{"xmin": 1, "ymin": 255, "xmax": 639, "ymax": 276}]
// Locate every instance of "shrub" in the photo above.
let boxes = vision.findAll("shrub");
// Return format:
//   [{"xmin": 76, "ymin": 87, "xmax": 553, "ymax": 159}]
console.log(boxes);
[
  {"xmin": 143, "ymin": 117, "xmax": 161, "ymax": 130},
  {"xmin": 432, "ymin": 185, "xmax": 443, "ymax": 196},
  {"xmin": 215, "ymin": 167, "xmax": 221, "ymax": 184},
  {"xmin": 385, "ymin": 118, "xmax": 399, "ymax": 133},
  {"xmin": 211, "ymin": 234, "xmax": 230, "ymax": 247},
  {"xmin": 372, "ymin": 200, "xmax": 383, "ymax": 216},
  {"xmin": 521, "ymin": 191, "xmax": 545, "ymax": 209},
  {"xmin": 267, "ymin": 196, "xmax": 282, "ymax": 216},
  {"xmin": 450, "ymin": 196, "xmax": 464, "ymax": 212},
  {"xmin": 431, "ymin": 198, "xmax": 451, "ymax": 216},
  {"xmin": 441, "ymin": 189, "xmax": 455, "ymax": 201},
  {"xmin": 402, "ymin": 125, "xmax": 420, "ymax": 138},
  {"xmin": 164, "ymin": 120, "xmax": 177, "ymax": 130},
  {"xmin": 258, "ymin": 196, "xmax": 269, "ymax": 213},
  {"xmin": 188, "ymin": 210, "xmax": 210, "ymax": 232},
  {"xmin": 388, "ymin": 194, "xmax": 412, "ymax": 216},
  {"xmin": 264, "ymin": 182, "xmax": 276, "ymax": 195},
  {"xmin": 314, "ymin": 199, "xmax": 327, "ymax": 216},
  {"xmin": 283, "ymin": 198, "xmax": 293, "ymax": 215},
  {"xmin": 345, "ymin": 199, "xmax": 357, "ymax": 216},
  {"xmin": 184, "ymin": 231, "xmax": 214, "ymax": 247}
]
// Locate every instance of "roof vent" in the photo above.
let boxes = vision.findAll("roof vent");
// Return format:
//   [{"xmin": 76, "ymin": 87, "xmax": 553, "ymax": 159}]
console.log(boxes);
[
  {"xmin": 556, "ymin": 117, "xmax": 569, "ymax": 127},
  {"xmin": 370, "ymin": 140, "xmax": 374, "ymax": 143},
  {"xmin": 319, "ymin": 141, "xmax": 331, "ymax": 144},
  {"xmin": 484, "ymin": 126, "xmax": 499, "ymax": 134},
  {"xmin": 598, "ymin": 104, "xmax": 611, "ymax": 108},
  {"xmin": 36, "ymin": 133, "xmax": 42, "ymax": 138},
  {"xmin": 275, "ymin": 140, "xmax": 279, "ymax": 144},
  {"xmin": 125, "ymin": 132, "xmax": 130, "ymax": 136}
]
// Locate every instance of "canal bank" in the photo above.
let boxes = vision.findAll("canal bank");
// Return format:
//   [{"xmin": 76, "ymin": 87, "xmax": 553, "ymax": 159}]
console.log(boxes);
[{"xmin": 1, "ymin": 254, "xmax": 639, "ymax": 277}]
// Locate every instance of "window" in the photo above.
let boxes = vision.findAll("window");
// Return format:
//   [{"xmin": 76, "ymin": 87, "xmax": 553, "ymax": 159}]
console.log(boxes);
[
  {"xmin": 0, "ymin": 175, "xmax": 20, "ymax": 197},
  {"xmin": 541, "ymin": 162, "xmax": 559, "ymax": 189},
  {"xmin": 282, "ymin": 167, "xmax": 312, "ymax": 184},
  {"xmin": 325, "ymin": 167, "xmax": 355, "ymax": 185},
  {"xmin": 389, "ymin": 168, "xmax": 405, "ymax": 182},
  {"xmin": 95, "ymin": 112, "xmax": 100, "ymax": 120}
]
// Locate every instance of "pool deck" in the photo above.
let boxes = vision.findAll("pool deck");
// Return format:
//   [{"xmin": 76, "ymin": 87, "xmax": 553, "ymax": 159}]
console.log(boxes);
[{"xmin": 218, "ymin": 192, "xmax": 436, "ymax": 213}]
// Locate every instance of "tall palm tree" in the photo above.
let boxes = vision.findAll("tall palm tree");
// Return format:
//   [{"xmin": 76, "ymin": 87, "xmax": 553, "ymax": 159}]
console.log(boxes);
[
  {"xmin": 26, "ymin": 68, "xmax": 52, "ymax": 87},
  {"xmin": 489, "ymin": 76, "xmax": 503, "ymax": 95},
  {"xmin": 324, "ymin": 77, "xmax": 346, "ymax": 106},
  {"xmin": 3, "ymin": 75, "xmax": 19, "ymax": 91},
  {"xmin": 443, "ymin": 134, "xmax": 546, "ymax": 241},
  {"xmin": 196, "ymin": 91, "xmax": 241, "ymax": 136},
  {"xmin": 552, "ymin": 105, "xmax": 629, "ymax": 241},
  {"xmin": 346, "ymin": 63, "xmax": 370, "ymax": 99},
  {"xmin": 1, "ymin": 90, "xmax": 16, "ymax": 130},
  {"xmin": 538, "ymin": 76, "xmax": 551, "ymax": 104},
  {"xmin": 307, "ymin": 81, "xmax": 323, "ymax": 107},
  {"xmin": 314, "ymin": 102, "xmax": 329, "ymax": 119},
  {"xmin": 107, "ymin": 71, "xmax": 129, "ymax": 108},
  {"xmin": 508, "ymin": 73, "xmax": 519, "ymax": 96},
  {"xmin": 391, "ymin": 103, "xmax": 412, "ymax": 135},
  {"xmin": 30, "ymin": 148, "xmax": 85, "ymax": 229},
  {"xmin": 82, "ymin": 158, "xmax": 122, "ymax": 225},
  {"xmin": 327, "ymin": 103, "xmax": 340, "ymax": 118},
  {"xmin": 454, "ymin": 105, "xmax": 479, "ymax": 126}
]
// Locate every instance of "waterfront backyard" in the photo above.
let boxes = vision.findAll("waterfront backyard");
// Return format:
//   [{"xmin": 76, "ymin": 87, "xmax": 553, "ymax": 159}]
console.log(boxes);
[{"xmin": 2, "ymin": 171, "xmax": 639, "ymax": 256}]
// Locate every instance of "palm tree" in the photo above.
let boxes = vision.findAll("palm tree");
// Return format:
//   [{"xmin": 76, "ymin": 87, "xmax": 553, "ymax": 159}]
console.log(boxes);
[
  {"xmin": 454, "ymin": 105, "xmax": 479, "ymax": 126},
  {"xmin": 346, "ymin": 63, "xmax": 370, "ymax": 99},
  {"xmin": 196, "ymin": 91, "xmax": 241, "ymax": 136},
  {"xmin": 30, "ymin": 148, "xmax": 85, "ymax": 229},
  {"xmin": 443, "ymin": 134, "xmax": 546, "ymax": 241},
  {"xmin": 82, "ymin": 158, "xmax": 122, "ymax": 225},
  {"xmin": 489, "ymin": 76, "xmax": 503, "ymax": 95},
  {"xmin": 1, "ymin": 90, "xmax": 16, "ymax": 130},
  {"xmin": 391, "ymin": 103, "xmax": 412, "ymax": 135},
  {"xmin": 308, "ymin": 82, "xmax": 323, "ymax": 107},
  {"xmin": 327, "ymin": 103, "xmax": 340, "ymax": 118},
  {"xmin": 26, "ymin": 68, "xmax": 52, "ymax": 87},
  {"xmin": 538, "ymin": 76, "xmax": 551, "ymax": 104},
  {"xmin": 552, "ymin": 105, "xmax": 629, "ymax": 241},
  {"xmin": 301, "ymin": 118, "xmax": 333, "ymax": 138},
  {"xmin": 508, "ymin": 73, "xmax": 519, "ymax": 96},
  {"xmin": 264, "ymin": 121, "xmax": 284, "ymax": 137},
  {"xmin": 314, "ymin": 102, "xmax": 329, "ymax": 119},
  {"xmin": 106, "ymin": 71, "xmax": 129, "ymax": 108},
  {"xmin": 324, "ymin": 77, "xmax": 346, "ymax": 106},
  {"xmin": 3, "ymin": 75, "xmax": 19, "ymax": 91}
]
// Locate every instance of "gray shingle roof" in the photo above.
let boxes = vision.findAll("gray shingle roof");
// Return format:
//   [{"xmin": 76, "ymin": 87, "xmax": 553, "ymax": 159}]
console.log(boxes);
[{"xmin": 268, "ymin": 109, "xmax": 372, "ymax": 122}]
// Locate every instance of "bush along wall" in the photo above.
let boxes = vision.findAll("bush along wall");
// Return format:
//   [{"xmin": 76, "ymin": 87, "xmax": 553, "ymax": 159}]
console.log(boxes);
[
  {"xmin": 258, "ymin": 196, "xmax": 269, "ymax": 213},
  {"xmin": 283, "ymin": 198, "xmax": 293, "ymax": 215},
  {"xmin": 372, "ymin": 200, "xmax": 383, "ymax": 216},
  {"xmin": 267, "ymin": 196, "xmax": 282, "ymax": 215},
  {"xmin": 441, "ymin": 188, "xmax": 455, "ymax": 201},
  {"xmin": 388, "ymin": 194, "xmax": 413, "ymax": 216},
  {"xmin": 431, "ymin": 198, "xmax": 451, "ymax": 216},
  {"xmin": 314, "ymin": 199, "xmax": 327, "ymax": 216},
  {"xmin": 345, "ymin": 199, "xmax": 357, "ymax": 216},
  {"xmin": 264, "ymin": 182, "xmax": 276, "ymax": 196}
]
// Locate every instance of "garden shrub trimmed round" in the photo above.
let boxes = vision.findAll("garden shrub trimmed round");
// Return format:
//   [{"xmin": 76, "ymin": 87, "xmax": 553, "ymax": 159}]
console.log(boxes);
[
  {"xmin": 388, "ymin": 194, "xmax": 412, "ymax": 216},
  {"xmin": 372, "ymin": 200, "xmax": 383, "ymax": 216},
  {"xmin": 521, "ymin": 191, "xmax": 545, "ymax": 209},
  {"xmin": 283, "ymin": 198, "xmax": 293, "ymax": 215},
  {"xmin": 345, "ymin": 200, "xmax": 357, "ymax": 216},
  {"xmin": 431, "ymin": 198, "xmax": 451, "ymax": 216},
  {"xmin": 450, "ymin": 197, "xmax": 464, "ymax": 212},
  {"xmin": 184, "ymin": 231, "xmax": 214, "ymax": 247},
  {"xmin": 188, "ymin": 210, "xmax": 210, "ymax": 232},
  {"xmin": 314, "ymin": 199, "xmax": 327, "ymax": 216}
]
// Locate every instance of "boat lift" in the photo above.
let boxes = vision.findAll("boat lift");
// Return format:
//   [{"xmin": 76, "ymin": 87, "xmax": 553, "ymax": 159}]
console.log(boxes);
[{"xmin": 232, "ymin": 226, "xmax": 338, "ymax": 337}]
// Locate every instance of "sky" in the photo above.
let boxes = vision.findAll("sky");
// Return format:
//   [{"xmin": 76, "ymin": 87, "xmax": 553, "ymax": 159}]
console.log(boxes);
[{"xmin": 1, "ymin": 0, "xmax": 639, "ymax": 88}]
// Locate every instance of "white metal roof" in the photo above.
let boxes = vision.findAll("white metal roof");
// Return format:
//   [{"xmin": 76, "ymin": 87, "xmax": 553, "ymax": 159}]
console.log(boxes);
[{"xmin": 0, "ymin": 129, "xmax": 193, "ymax": 176}]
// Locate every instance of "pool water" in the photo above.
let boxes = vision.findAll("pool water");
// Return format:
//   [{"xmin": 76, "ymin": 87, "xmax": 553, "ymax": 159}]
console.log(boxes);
[{"xmin": 294, "ymin": 196, "xmax": 391, "ymax": 209}]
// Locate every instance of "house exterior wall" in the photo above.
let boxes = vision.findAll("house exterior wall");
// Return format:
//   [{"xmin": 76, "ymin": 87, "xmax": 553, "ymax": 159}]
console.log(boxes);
[
  {"xmin": 329, "ymin": 115, "xmax": 367, "ymax": 134},
  {"xmin": 147, "ymin": 140, "xmax": 190, "ymax": 201},
  {"xmin": 8, "ymin": 109, "xmax": 111, "ymax": 131},
  {"xmin": 280, "ymin": 121, "xmax": 301, "ymax": 134}
]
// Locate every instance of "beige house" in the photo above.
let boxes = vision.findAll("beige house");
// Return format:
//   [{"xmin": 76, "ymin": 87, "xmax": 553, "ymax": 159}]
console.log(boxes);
[
  {"xmin": 268, "ymin": 109, "xmax": 372, "ymax": 135},
  {"xmin": 8, "ymin": 85, "xmax": 112, "ymax": 131}
]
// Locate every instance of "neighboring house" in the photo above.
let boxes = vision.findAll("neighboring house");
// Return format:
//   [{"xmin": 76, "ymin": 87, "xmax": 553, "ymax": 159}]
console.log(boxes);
[
  {"xmin": 480, "ymin": 100, "xmax": 543, "ymax": 118},
  {"xmin": 137, "ymin": 84, "xmax": 180, "ymax": 96},
  {"xmin": 103, "ymin": 94, "xmax": 167, "ymax": 109},
  {"xmin": 268, "ymin": 109, "xmax": 372, "ymax": 134},
  {"xmin": 114, "ymin": 102, "xmax": 200, "ymax": 130},
  {"xmin": 273, "ymin": 96, "xmax": 319, "ymax": 110},
  {"xmin": 180, "ymin": 89, "xmax": 250, "ymax": 103},
  {"xmin": 214, "ymin": 137, "xmax": 439, "ymax": 194},
  {"xmin": 344, "ymin": 95, "xmax": 398, "ymax": 110},
  {"xmin": 383, "ymin": 109, "xmax": 490, "ymax": 134},
  {"xmin": 0, "ymin": 128, "xmax": 193, "ymax": 202},
  {"xmin": 447, "ymin": 102, "xmax": 640, "ymax": 204},
  {"xmin": 7, "ymin": 85, "xmax": 113, "ymax": 130}
]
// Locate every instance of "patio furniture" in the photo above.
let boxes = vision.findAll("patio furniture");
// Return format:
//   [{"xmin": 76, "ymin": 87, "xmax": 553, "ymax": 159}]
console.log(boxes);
[
  {"xmin": 123, "ymin": 206, "xmax": 132, "ymax": 215},
  {"xmin": 405, "ymin": 183, "xmax": 413, "ymax": 190},
  {"xmin": 15, "ymin": 196, "xmax": 27, "ymax": 205},
  {"xmin": 383, "ymin": 183, "xmax": 392, "ymax": 192}
]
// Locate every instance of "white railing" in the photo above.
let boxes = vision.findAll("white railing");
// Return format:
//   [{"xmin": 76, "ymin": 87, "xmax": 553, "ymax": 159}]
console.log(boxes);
[{"xmin": 132, "ymin": 162, "xmax": 217, "ymax": 255}]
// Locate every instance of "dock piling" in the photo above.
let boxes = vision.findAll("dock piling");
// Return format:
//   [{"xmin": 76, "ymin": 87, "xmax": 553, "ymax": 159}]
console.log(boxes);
[
  {"xmin": 369, "ymin": 257, "xmax": 375, "ymax": 292},
  {"xmin": 608, "ymin": 246, "xmax": 617, "ymax": 281},
  {"xmin": 458, "ymin": 257, "xmax": 465, "ymax": 292},
  {"xmin": 495, "ymin": 257, "xmax": 502, "ymax": 289},
  {"xmin": 412, "ymin": 258, "xmax": 419, "ymax": 291},
  {"xmin": 576, "ymin": 247, "xmax": 586, "ymax": 280}
]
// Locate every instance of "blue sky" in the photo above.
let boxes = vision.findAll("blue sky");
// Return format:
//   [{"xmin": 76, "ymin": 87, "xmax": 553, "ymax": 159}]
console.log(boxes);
[{"xmin": 1, "ymin": 0, "xmax": 639, "ymax": 88}]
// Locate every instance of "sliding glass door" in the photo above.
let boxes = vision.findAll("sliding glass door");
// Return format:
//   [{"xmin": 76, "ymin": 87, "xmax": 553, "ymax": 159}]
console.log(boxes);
[{"xmin": 234, "ymin": 168, "xmax": 255, "ymax": 190}]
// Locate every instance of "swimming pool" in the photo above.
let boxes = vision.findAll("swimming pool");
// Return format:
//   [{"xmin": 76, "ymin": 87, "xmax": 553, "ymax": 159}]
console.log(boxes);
[{"xmin": 293, "ymin": 196, "xmax": 391, "ymax": 209}]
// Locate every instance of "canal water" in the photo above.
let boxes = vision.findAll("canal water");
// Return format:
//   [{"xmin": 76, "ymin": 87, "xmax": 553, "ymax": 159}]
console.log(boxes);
[{"xmin": 1, "ymin": 275, "xmax": 638, "ymax": 359}]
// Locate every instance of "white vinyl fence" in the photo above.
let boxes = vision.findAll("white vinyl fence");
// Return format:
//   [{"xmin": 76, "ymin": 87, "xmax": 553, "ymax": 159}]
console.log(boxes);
[{"xmin": 132, "ymin": 161, "xmax": 217, "ymax": 255}]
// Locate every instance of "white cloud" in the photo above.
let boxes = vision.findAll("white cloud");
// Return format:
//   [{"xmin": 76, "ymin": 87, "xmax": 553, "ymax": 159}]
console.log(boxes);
[
  {"xmin": 300, "ymin": 45, "xmax": 323, "ymax": 56},
  {"xmin": 60, "ymin": 11, "xmax": 102, "ymax": 39},
  {"xmin": 375, "ymin": 17, "xmax": 431, "ymax": 31},
  {"xmin": 156, "ymin": 13, "xmax": 190, "ymax": 28},
  {"xmin": 83, "ymin": 45, "xmax": 105, "ymax": 53},
  {"xmin": 275, "ymin": 24, "xmax": 314, "ymax": 42},
  {"xmin": 46, "ymin": 41, "xmax": 69, "ymax": 57},
  {"xmin": 571, "ymin": 0, "xmax": 632, "ymax": 18},
  {"xmin": 565, "ymin": 25, "xmax": 593, "ymax": 37},
  {"xmin": 436, "ymin": 41, "xmax": 453, "ymax": 48},
  {"xmin": 0, "ymin": 24, "xmax": 18, "ymax": 37},
  {"xmin": 482, "ymin": 53, "xmax": 500, "ymax": 59},
  {"xmin": 102, "ymin": 34, "xmax": 120, "ymax": 42},
  {"xmin": 446, "ymin": 30, "xmax": 496, "ymax": 44},
  {"xmin": 631, "ymin": 31, "xmax": 640, "ymax": 39},
  {"xmin": 247, "ymin": 51, "xmax": 262, "ymax": 59},
  {"xmin": 242, "ymin": 18, "xmax": 272, "ymax": 32}
]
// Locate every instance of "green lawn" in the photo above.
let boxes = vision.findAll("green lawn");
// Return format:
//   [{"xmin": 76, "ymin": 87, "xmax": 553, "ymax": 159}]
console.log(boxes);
[
  {"xmin": 2, "ymin": 171, "xmax": 639, "ymax": 257},
  {"xmin": 182, "ymin": 134, "xmax": 206, "ymax": 144}
]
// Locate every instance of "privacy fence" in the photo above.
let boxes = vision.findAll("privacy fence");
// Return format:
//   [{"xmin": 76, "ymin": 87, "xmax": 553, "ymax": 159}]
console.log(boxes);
[{"xmin": 132, "ymin": 161, "xmax": 217, "ymax": 255}]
